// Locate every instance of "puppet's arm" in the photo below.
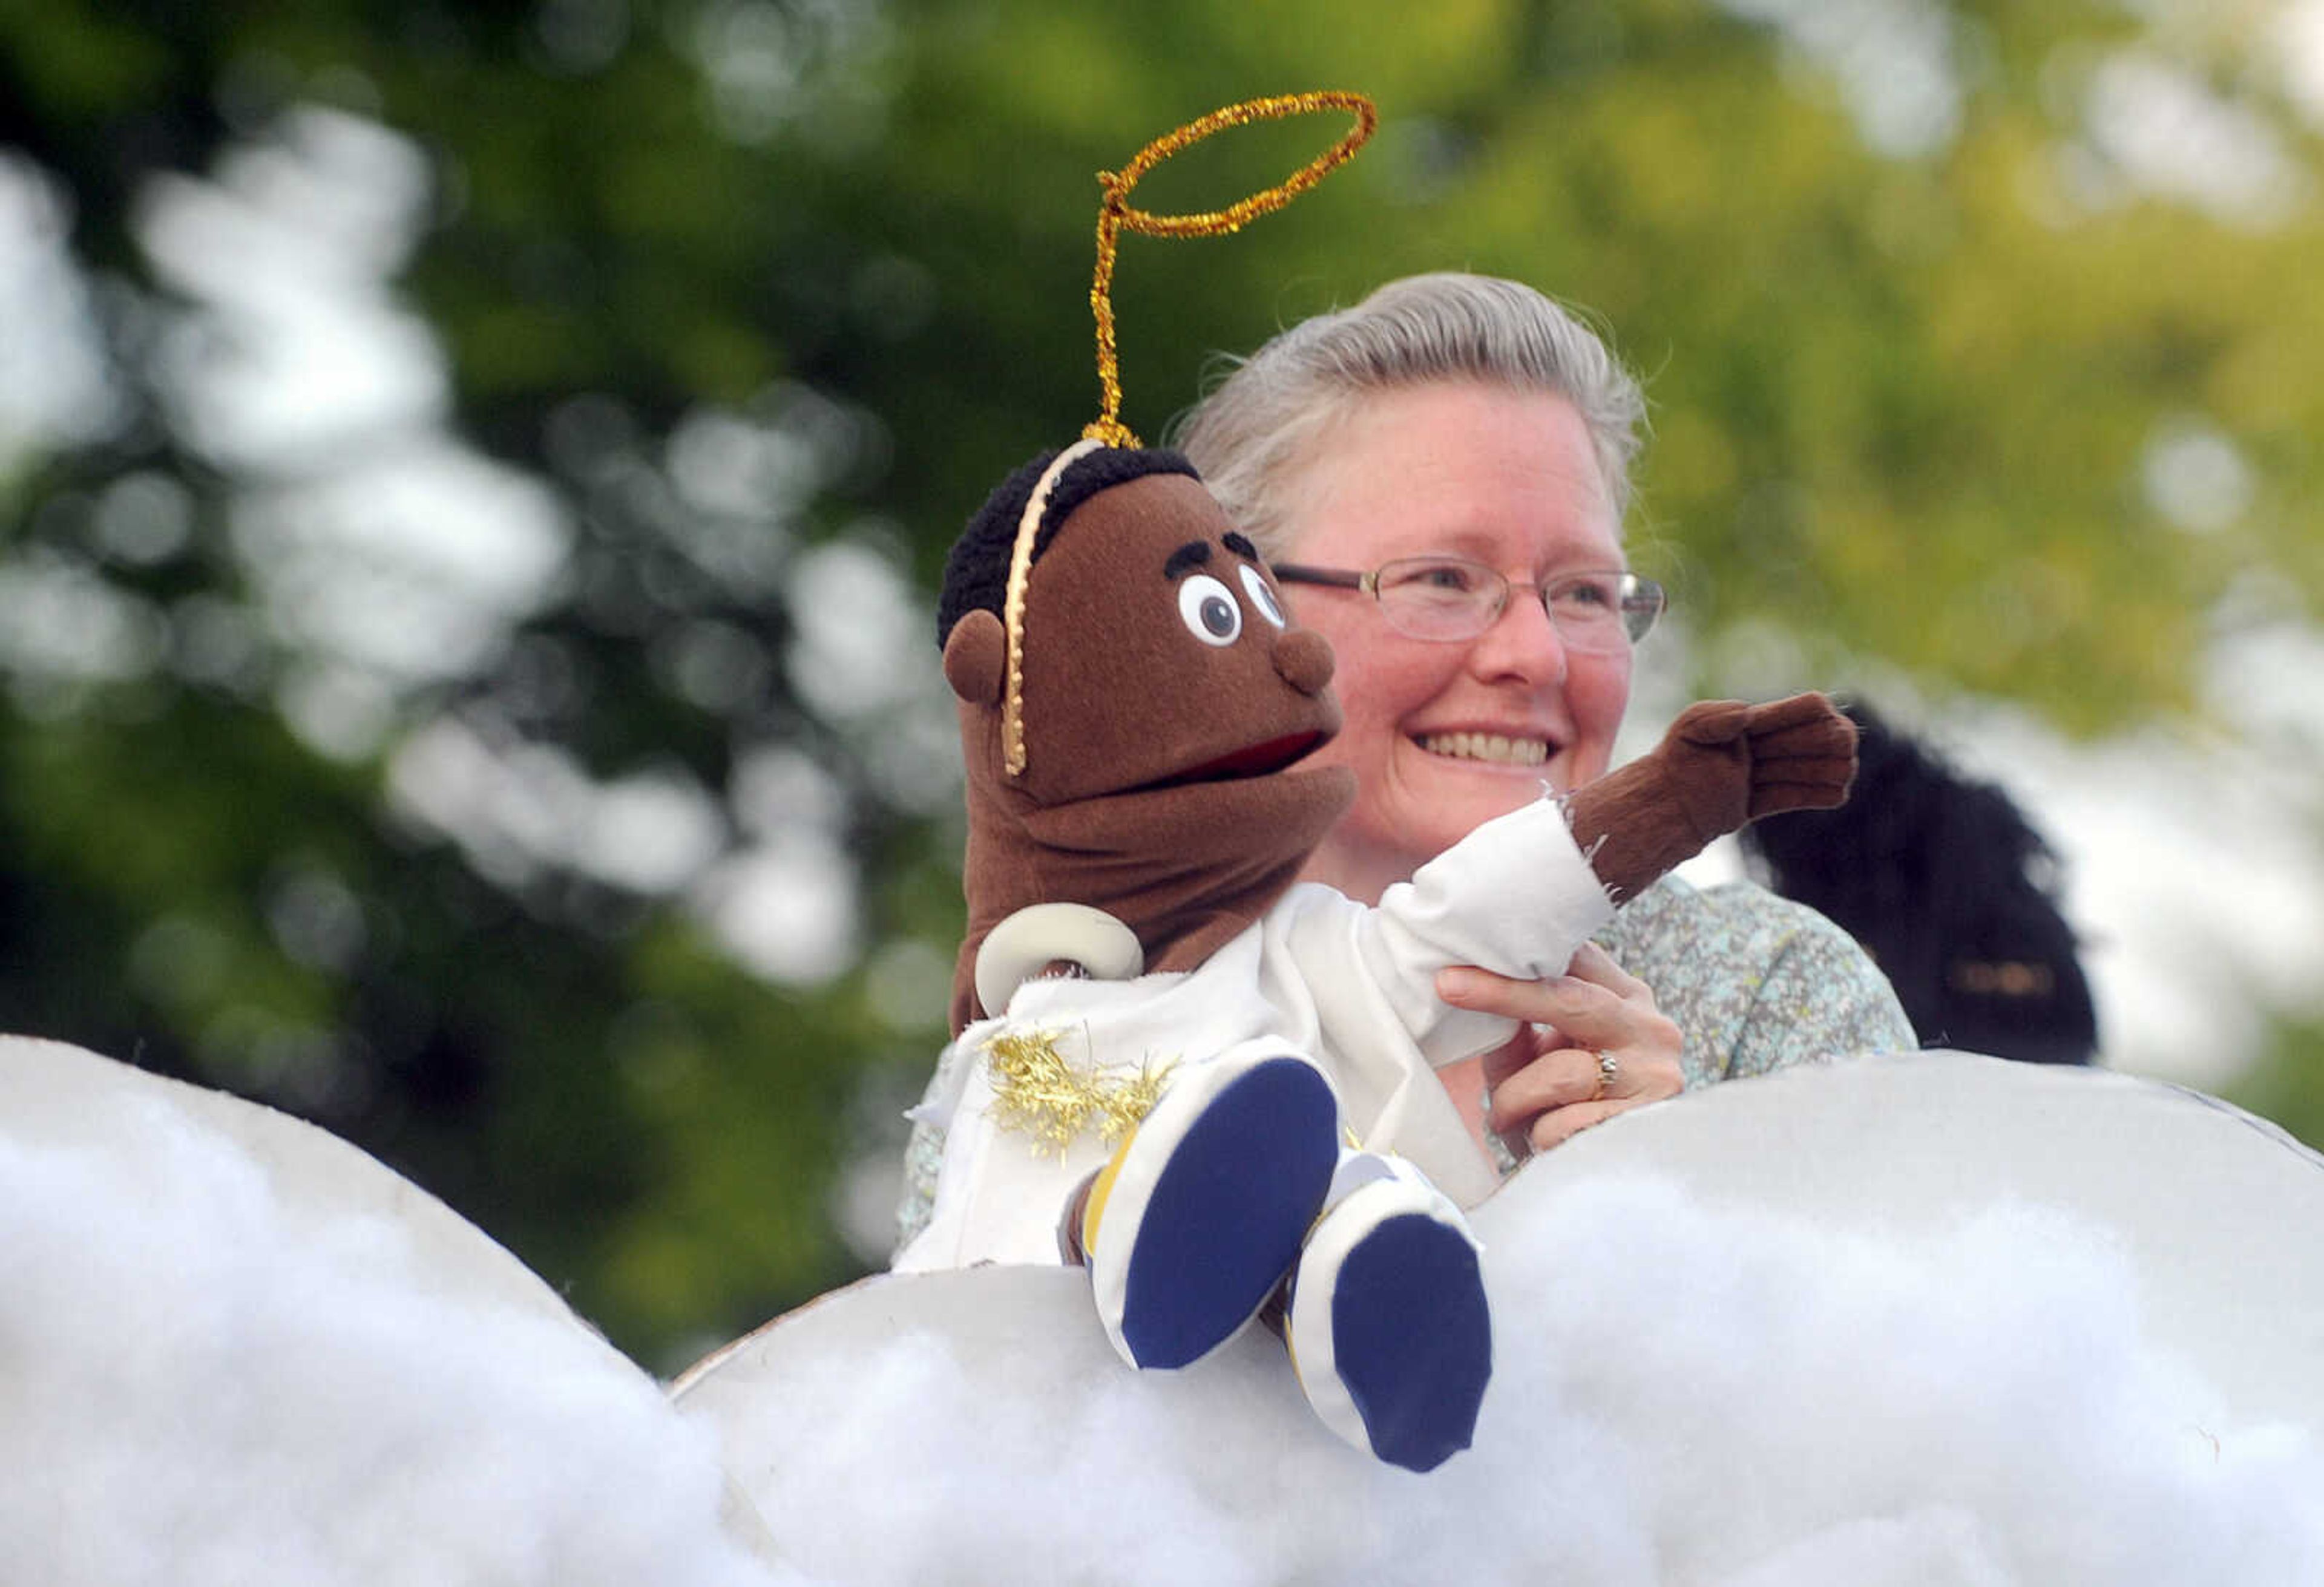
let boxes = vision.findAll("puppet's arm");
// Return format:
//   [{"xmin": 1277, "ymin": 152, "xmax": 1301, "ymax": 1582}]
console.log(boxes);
[
  {"xmin": 1563, "ymin": 693, "xmax": 1857, "ymax": 904},
  {"xmin": 1283, "ymin": 692, "xmax": 1856, "ymax": 1069}
]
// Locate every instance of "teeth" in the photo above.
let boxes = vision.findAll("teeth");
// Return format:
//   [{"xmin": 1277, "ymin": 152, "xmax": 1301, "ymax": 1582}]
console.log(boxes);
[{"xmin": 1417, "ymin": 733, "xmax": 1549, "ymax": 767}]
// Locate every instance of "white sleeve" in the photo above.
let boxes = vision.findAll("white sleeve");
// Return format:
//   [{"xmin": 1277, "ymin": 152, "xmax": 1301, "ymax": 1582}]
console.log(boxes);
[{"xmin": 1273, "ymin": 796, "xmax": 1614, "ymax": 1069}]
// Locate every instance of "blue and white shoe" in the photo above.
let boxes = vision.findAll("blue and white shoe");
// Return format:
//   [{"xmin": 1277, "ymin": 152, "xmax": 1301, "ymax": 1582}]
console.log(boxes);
[
  {"xmin": 1285, "ymin": 1153, "xmax": 1492, "ymax": 1474},
  {"xmin": 1081, "ymin": 1041, "xmax": 1340, "ymax": 1372}
]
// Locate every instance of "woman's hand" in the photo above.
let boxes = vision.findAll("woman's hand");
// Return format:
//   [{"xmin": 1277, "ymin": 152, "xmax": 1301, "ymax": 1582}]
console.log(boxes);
[{"xmin": 1436, "ymin": 943, "xmax": 1684, "ymax": 1160}]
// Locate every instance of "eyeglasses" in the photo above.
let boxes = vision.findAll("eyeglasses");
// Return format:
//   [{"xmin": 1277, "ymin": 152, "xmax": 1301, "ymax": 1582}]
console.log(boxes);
[{"xmin": 1270, "ymin": 555, "xmax": 1666, "ymax": 650}]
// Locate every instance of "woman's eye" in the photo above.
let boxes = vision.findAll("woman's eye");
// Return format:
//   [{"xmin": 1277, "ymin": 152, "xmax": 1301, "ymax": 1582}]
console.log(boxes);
[
  {"xmin": 1177, "ymin": 574, "xmax": 1243, "ymax": 646},
  {"xmin": 1414, "ymin": 561, "xmax": 1477, "ymax": 592},
  {"xmin": 1239, "ymin": 564, "xmax": 1285, "ymax": 627},
  {"xmin": 1556, "ymin": 576, "xmax": 1618, "ymax": 609}
]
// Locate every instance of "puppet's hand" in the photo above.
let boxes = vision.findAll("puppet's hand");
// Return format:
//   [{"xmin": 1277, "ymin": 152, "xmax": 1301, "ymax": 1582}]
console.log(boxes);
[
  {"xmin": 1663, "ymin": 692, "xmax": 1856, "ymax": 836},
  {"xmin": 1565, "ymin": 692, "xmax": 1856, "ymax": 903}
]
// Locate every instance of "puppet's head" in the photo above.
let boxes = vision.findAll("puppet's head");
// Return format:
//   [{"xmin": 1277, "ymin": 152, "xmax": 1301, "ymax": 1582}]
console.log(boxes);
[{"xmin": 939, "ymin": 442, "xmax": 1356, "ymax": 1029}]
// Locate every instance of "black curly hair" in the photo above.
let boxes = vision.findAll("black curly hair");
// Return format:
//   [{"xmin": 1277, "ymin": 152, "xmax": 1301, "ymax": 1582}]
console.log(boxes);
[
  {"xmin": 1741, "ymin": 702, "xmax": 2099, "ymax": 1065},
  {"xmin": 936, "ymin": 446, "xmax": 1200, "ymax": 648}
]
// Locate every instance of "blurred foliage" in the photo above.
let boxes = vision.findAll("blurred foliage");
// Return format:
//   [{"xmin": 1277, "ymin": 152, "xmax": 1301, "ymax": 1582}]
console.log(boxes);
[
  {"xmin": 2227, "ymin": 1014, "xmax": 2324, "ymax": 1157},
  {"xmin": 4, "ymin": 0, "xmax": 2323, "ymax": 1368}
]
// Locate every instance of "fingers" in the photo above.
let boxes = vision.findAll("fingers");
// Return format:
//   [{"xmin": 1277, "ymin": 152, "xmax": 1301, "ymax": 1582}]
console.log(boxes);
[
  {"xmin": 1487, "ymin": 1045, "xmax": 1625, "ymax": 1133},
  {"xmin": 1753, "ymin": 757, "xmax": 1856, "ymax": 791},
  {"xmin": 1439, "ymin": 947, "xmax": 1687, "ymax": 1163},
  {"xmin": 1673, "ymin": 692, "xmax": 1848, "ymax": 756},
  {"xmin": 1749, "ymin": 724, "xmax": 1853, "ymax": 765},
  {"xmin": 1563, "ymin": 940, "xmax": 1651, "ymax": 1001},
  {"xmin": 1747, "ymin": 741, "xmax": 1856, "ymax": 815},
  {"xmin": 1491, "ymin": 1045, "xmax": 1684, "ymax": 1156},
  {"xmin": 1747, "ymin": 728, "xmax": 1853, "ymax": 775},
  {"xmin": 1528, "ymin": 1097, "xmax": 1630, "ymax": 1153},
  {"xmin": 1517, "ymin": 965, "xmax": 1679, "ymax": 1057},
  {"xmin": 1487, "ymin": 1036, "xmax": 1683, "ymax": 1127},
  {"xmin": 1439, "ymin": 960, "xmax": 1675, "ymax": 1081},
  {"xmin": 1749, "ymin": 747, "xmax": 1856, "ymax": 782},
  {"xmin": 1739, "ymin": 696, "xmax": 1850, "ymax": 759},
  {"xmin": 1738, "ymin": 691, "xmax": 1841, "ymax": 736},
  {"xmin": 1748, "ymin": 773, "xmax": 1855, "ymax": 815},
  {"xmin": 1437, "ymin": 954, "xmax": 1641, "ymax": 1036},
  {"xmin": 1478, "ymin": 1029, "xmax": 1539, "ymax": 1093},
  {"xmin": 1739, "ymin": 694, "xmax": 1856, "ymax": 819},
  {"xmin": 1437, "ymin": 966, "xmax": 1570, "ymax": 1090},
  {"xmin": 1669, "ymin": 698, "xmax": 1751, "ymax": 746},
  {"xmin": 1437, "ymin": 963, "xmax": 1555, "ymax": 1024},
  {"xmin": 1485, "ymin": 1010, "xmax": 1684, "ymax": 1121}
]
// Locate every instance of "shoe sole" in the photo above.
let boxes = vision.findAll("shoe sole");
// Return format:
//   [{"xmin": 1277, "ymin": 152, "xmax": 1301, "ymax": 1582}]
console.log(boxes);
[
  {"xmin": 1109, "ymin": 1056, "xmax": 1339, "ymax": 1370},
  {"xmin": 1288, "ymin": 1180, "xmax": 1492, "ymax": 1474},
  {"xmin": 1328, "ymin": 1211, "xmax": 1491, "ymax": 1472}
]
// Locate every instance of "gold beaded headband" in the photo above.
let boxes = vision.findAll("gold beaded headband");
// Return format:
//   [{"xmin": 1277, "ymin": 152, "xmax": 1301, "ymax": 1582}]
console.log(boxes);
[{"xmin": 1000, "ymin": 90, "xmax": 1379, "ymax": 779}]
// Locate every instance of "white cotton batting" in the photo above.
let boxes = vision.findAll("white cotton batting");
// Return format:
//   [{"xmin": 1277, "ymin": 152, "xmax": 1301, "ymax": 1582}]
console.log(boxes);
[
  {"xmin": 696, "ymin": 1173, "xmax": 2324, "ymax": 1586},
  {"xmin": 0, "ymin": 1095, "xmax": 809, "ymax": 1587}
]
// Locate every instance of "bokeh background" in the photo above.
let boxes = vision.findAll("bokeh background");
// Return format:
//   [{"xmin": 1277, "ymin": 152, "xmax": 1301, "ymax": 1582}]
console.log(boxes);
[{"xmin": 4, "ymin": 0, "xmax": 2321, "ymax": 1372}]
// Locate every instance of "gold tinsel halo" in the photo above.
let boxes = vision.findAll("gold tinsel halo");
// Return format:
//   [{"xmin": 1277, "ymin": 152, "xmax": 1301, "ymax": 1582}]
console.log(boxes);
[
  {"xmin": 1083, "ymin": 90, "xmax": 1378, "ymax": 451},
  {"xmin": 998, "ymin": 90, "xmax": 1377, "ymax": 780}
]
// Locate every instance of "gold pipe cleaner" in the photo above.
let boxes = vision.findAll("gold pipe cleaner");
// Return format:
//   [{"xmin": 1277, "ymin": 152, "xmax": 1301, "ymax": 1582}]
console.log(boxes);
[
  {"xmin": 1000, "ymin": 91, "xmax": 1377, "ymax": 780},
  {"xmin": 1084, "ymin": 90, "xmax": 1378, "ymax": 450}
]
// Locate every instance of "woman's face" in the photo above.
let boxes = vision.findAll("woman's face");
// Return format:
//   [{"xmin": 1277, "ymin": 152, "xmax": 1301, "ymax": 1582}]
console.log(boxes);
[{"xmin": 1273, "ymin": 382, "xmax": 1633, "ymax": 903}]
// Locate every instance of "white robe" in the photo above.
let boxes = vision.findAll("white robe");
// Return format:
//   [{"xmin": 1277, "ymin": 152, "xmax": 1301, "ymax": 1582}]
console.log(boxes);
[{"xmin": 895, "ymin": 795, "xmax": 1616, "ymax": 1270}]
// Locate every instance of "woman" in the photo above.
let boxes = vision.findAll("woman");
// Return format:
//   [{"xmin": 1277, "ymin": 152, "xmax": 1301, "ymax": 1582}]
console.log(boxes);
[{"xmin": 1170, "ymin": 272, "xmax": 1914, "ymax": 1164}]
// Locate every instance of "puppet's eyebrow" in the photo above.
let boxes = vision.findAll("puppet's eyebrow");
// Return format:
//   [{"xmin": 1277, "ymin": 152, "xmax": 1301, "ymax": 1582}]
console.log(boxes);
[
  {"xmin": 1222, "ymin": 531, "xmax": 1261, "ymax": 562},
  {"xmin": 1163, "ymin": 541, "xmax": 1212, "ymax": 580}
]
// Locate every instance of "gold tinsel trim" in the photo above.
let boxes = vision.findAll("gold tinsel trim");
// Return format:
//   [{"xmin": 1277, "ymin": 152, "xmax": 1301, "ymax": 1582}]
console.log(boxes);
[
  {"xmin": 983, "ymin": 1026, "xmax": 1175, "ymax": 1158},
  {"xmin": 1000, "ymin": 439, "xmax": 1102, "ymax": 779}
]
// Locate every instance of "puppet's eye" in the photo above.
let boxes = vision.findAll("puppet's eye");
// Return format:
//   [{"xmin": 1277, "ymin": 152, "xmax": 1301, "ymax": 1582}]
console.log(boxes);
[
  {"xmin": 1177, "ymin": 574, "xmax": 1242, "ymax": 646},
  {"xmin": 1239, "ymin": 565, "xmax": 1285, "ymax": 628}
]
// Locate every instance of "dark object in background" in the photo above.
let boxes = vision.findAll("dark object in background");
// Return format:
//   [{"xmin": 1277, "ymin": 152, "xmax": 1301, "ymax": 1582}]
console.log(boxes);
[{"xmin": 1740, "ymin": 704, "xmax": 2099, "ymax": 1065}]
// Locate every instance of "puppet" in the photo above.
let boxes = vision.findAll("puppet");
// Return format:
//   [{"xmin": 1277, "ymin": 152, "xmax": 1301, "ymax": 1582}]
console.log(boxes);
[{"xmin": 894, "ymin": 96, "xmax": 1859, "ymax": 1473}]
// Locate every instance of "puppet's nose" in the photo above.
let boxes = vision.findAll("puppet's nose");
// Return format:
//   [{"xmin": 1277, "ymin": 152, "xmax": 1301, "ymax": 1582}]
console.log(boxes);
[{"xmin": 1272, "ymin": 627, "xmax": 1335, "ymax": 696}]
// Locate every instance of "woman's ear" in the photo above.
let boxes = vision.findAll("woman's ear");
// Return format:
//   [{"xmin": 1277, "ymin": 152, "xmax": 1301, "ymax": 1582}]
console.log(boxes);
[{"xmin": 942, "ymin": 609, "xmax": 1006, "ymax": 704}]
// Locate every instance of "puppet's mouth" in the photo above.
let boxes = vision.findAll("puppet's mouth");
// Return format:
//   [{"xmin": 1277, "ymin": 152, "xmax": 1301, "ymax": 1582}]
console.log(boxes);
[{"xmin": 1147, "ymin": 731, "xmax": 1327, "ymax": 789}]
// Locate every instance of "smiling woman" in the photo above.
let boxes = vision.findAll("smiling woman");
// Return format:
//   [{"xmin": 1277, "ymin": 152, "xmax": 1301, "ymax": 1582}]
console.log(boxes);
[
  {"xmin": 1175, "ymin": 273, "xmax": 1918, "ymax": 1160},
  {"xmin": 1251, "ymin": 383, "xmax": 1634, "ymax": 903}
]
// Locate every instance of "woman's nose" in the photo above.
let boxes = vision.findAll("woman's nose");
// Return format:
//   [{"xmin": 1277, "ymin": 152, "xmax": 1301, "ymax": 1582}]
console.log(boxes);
[
  {"xmin": 1470, "ymin": 591, "xmax": 1569, "ymax": 687},
  {"xmin": 1272, "ymin": 626, "xmax": 1336, "ymax": 696}
]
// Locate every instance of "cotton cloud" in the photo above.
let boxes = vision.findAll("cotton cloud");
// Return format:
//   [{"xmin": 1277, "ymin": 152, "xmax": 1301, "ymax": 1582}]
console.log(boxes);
[
  {"xmin": 14, "ymin": 1040, "xmax": 2322, "ymax": 1585},
  {"xmin": 691, "ymin": 1164, "xmax": 2324, "ymax": 1585},
  {"xmin": 0, "ymin": 1048, "xmax": 801, "ymax": 1587}
]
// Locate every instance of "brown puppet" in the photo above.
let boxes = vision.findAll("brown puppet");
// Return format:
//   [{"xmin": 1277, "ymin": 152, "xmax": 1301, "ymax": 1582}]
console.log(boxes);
[{"xmin": 893, "ymin": 98, "xmax": 1859, "ymax": 1474}]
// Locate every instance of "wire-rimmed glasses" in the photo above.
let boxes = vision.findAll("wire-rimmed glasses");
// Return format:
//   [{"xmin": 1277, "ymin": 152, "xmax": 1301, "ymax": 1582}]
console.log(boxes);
[{"xmin": 1270, "ymin": 555, "xmax": 1665, "ymax": 651}]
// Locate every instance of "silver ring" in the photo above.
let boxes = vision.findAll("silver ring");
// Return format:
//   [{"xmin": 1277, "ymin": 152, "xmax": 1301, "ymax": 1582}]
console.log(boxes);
[{"xmin": 1595, "ymin": 1049, "xmax": 1620, "ymax": 1095}]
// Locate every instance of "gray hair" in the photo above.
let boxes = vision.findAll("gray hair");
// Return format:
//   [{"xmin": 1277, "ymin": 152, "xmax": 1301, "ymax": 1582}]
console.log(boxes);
[{"xmin": 1169, "ymin": 272, "xmax": 1647, "ymax": 558}]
